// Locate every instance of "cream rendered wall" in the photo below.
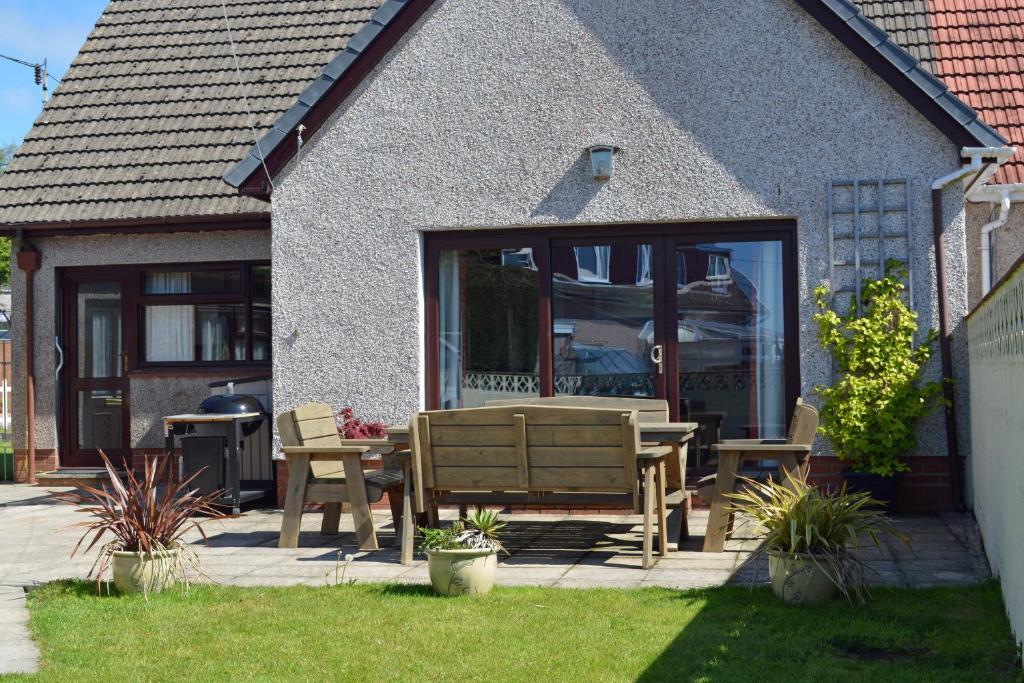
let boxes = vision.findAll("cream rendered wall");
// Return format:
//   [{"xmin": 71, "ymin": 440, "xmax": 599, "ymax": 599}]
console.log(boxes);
[
  {"xmin": 10, "ymin": 229, "xmax": 271, "ymax": 452},
  {"xmin": 967, "ymin": 201, "xmax": 1024, "ymax": 309},
  {"xmin": 270, "ymin": 0, "xmax": 970, "ymax": 456}
]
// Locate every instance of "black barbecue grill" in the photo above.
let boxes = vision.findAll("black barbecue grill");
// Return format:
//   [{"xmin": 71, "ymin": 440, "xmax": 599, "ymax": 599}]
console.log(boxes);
[{"xmin": 163, "ymin": 378, "xmax": 275, "ymax": 513}]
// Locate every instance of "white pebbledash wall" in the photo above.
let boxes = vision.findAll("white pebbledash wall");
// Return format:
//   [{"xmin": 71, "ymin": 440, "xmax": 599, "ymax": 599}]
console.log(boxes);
[
  {"xmin": 967, "ymin": 259, "xmax": 1024, "ymax": 659},
  {"xmin": 270, "ymin": 0, "xmax": 970, "ymax": 456}
]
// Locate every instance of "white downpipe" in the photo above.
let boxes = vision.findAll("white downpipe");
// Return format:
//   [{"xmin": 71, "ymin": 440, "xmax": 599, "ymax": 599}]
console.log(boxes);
[{"xmin": 981, "ymin": 191, "xmax": 1012, "ymax": 295}]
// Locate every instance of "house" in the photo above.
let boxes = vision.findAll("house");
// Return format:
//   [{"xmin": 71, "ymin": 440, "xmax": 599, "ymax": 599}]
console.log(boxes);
[
  {"xmin": 856, "ymin": 1, "xmax": 1024, "ymax": 306},
  {"xmin": 0, "ymin": 1, "xmax": 396, "ymax": 480},
  {"xmin": 1, "ymin": 0, "xmax": 1017, "ymax": 510},
  {"xmin": 222, "ymin": 0, "xmax": 1014, "ymax": 509}
]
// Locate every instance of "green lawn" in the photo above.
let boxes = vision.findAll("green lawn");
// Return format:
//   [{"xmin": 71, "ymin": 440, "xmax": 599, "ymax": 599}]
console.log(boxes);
[
  {"xmin": 8, "ymin": 581, "xmax": 1021, "ymax": 682},
  {"xmin": 0, "ymin": 440, "xmax": 12, "ymax": 481}
]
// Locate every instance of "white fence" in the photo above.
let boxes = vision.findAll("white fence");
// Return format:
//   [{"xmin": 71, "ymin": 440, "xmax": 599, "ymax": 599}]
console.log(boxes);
[{"xmin": 967, "ymin": 258, "xmax": 1024, "ymax": 656}]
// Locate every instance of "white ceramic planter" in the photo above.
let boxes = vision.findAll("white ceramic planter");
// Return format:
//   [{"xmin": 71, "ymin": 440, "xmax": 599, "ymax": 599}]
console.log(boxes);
[
  {"xmin": 426, "ymin": 549, "xmax": 497, "ymax": 596},
  {"xmin": 111, "ymin": 549, "xmax": 181, "ymax": 594},
  {"xmin": 767, "ymin": 550, "xmax": 839, "ymax": 605}
]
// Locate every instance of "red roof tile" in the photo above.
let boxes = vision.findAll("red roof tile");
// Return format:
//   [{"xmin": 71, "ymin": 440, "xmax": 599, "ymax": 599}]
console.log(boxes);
[{"xmin": 930, "ymin": 0, "xmax": 1024, "ymax": 183}]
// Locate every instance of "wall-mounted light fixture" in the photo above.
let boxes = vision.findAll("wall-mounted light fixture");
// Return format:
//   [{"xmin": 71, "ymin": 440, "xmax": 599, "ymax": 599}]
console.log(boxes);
[{"xmin": 588, "ymin": 144, "xmax": 620, "ymax": 181}]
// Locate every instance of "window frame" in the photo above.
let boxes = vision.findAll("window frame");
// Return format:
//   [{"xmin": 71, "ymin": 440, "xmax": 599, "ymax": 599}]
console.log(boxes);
[
  {"xmin": 423, "ymin": 221, "xmax": 800, "ymax": 424},
  {"xmin": 107, "ymin": 260, "xmax": 270, "ymax": 373}
]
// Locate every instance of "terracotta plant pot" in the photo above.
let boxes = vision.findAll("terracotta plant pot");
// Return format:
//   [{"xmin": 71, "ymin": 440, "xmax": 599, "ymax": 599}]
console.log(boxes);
[
  {"xmin": 767, "ymin": 550, "xmax": 839, "ymax": 605},
  {"xmin": 426, "ymin": 548, "xmax": 497, "ymax": 596},
  {"xmin": 111, "ymin": 549, "xmax": 180, "ymax": 594}
]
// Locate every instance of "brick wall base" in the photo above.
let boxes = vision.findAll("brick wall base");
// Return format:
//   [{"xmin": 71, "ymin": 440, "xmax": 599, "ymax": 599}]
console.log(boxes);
[
  {"xmin": 807, "ymin": 455, "xmax": 954, "ymax": 510},
  {"xmin": 12, "ymin": 449, "xmax": 59, "ymax": 483}
]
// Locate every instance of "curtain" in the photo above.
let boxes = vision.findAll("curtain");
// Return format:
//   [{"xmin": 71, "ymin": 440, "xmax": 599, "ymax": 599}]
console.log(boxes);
[
  {"xmin": 438, "ymin": 251, "xmax": 462, "ymax": 409},
  {"xmin": 754, "ymin": 241, "xmax": 785, "ymax": 438},
  {"xmin": 145, "ymin": 273, "xmax": 193, "ymax": 361},
  {"xmin": 90, "ymin": 312, "xmax": 113, "ymax": 377},
  {"xmin": 200, "ymin": 310, "xmax": 230, "ymax": 361}
]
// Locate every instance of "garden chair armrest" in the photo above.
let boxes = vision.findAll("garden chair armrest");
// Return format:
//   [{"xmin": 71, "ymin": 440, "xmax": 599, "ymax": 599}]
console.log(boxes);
[
  {"xmin": 710, "ymin": 443, "xmax": 811, "ymax": 453},
  {"xmin": 281, "ymin": 446, "xmax": 370, "ymax": 456},
  {"xmin": 637, "ymin": 446, "xmax": 673, "ymax": 460}
]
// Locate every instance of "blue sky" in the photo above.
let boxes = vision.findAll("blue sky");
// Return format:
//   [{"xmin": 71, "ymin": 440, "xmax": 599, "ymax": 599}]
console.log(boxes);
[{"xmin": 0, "ymin": 0, "xmax": 107, "ymax": 146}]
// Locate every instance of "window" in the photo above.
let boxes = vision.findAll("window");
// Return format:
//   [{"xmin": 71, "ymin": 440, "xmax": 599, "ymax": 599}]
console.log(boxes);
[
  {"xmin": 636, "ymin": 244, "xmax": 653, "ymax": 284},
  {"xmin": 138, "ymin": 263, "xmax": 270, "ymax": 366},
  {"xmin": 706, "ymin": 253, "xmax": 731, "ymax": 280},
  {"xmin": 573, "ymin": 245, "xmax": 611, "ymax": 283}
]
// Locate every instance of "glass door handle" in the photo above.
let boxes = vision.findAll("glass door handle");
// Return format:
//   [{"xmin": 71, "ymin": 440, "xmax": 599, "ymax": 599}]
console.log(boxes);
[{"xmin": 650, "ymin": 344, "xmax": 664, "ymax": 374}]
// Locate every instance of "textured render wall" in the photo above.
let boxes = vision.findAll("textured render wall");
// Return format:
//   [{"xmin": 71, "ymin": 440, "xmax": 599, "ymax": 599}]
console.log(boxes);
[
  {"xmin": 967, "ymin": 202, "xmax": 1024, "ymax": 309},
  {"xmin": 10, "ymin": 229, "xmax": 271, "ymax": 451},
  {"xmin": 967, "ymin": 263, "xmax": 1024, "ymax": 656},
  {"xmin": 271, "ymin": 0, "xmax": 969, "ymax": 456}
]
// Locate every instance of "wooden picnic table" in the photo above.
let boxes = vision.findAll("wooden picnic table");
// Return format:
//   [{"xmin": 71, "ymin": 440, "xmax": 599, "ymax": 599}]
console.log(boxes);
[{"xmin": 379, "ymin": 419, "xmax": 697, "ymax": 564}]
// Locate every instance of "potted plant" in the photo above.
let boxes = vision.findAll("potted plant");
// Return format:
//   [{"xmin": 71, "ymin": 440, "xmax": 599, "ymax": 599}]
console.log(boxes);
[
  {"xmin": 812, "ymin": 260, "xmax": 945, "ymax": 504},
  {"xmin": 728, "ymin": 474, "xmax": 908, "ymax": 604},
  {"xmin": 55, "ymin": 452, "xmax": 224, "ymax": 594},
  {"xmin": 419, "ymin": 507, "xmax": 506, "ymax": 596}
]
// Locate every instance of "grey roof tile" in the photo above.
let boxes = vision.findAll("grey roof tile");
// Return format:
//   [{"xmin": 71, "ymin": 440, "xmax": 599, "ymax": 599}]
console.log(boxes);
[{"xmin": 0, "ymin": 0, "xmax": 387, "ymax": 227}]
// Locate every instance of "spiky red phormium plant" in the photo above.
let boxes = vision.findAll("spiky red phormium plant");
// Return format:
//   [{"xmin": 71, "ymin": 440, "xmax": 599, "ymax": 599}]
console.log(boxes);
[{"xmin": 53, "ymin": 451, "xmax": 225, "ymax": 593}]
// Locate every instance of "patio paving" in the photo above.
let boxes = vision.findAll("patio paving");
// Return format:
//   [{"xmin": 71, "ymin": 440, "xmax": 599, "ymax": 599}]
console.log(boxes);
[
  {"xmin": 0, "ymin": 482, "xmax": 991, "ymax": 590},
  {"xmin": 0, "ymin": 481, "xmax": 992, "ymax": 674}
]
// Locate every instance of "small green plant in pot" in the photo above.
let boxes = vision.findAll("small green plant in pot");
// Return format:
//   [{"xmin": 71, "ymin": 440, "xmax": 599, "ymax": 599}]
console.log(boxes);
[
  {"xmin": 419, "ymin": 507, "xmax": 506, "ymax": 596},
  {"xmin": 728, "ymin": 474, "xmax": 909, "ymax": 605},
  {"xmin": 54, "ymin": 452, "xmax": 224, "ymax": 595},
  {"xmin": 813, "ymin": 260, "xmax": 945, "ymax": 503}
]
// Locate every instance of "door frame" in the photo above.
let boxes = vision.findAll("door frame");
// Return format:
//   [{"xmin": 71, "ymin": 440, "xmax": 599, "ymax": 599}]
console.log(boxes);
[
  {"xmin": 58, "ymin": 269, "xmax": 133, "ymax": 467},
  {"xmin": 423, "ymin": 219, "xmax": 800, "ymax": 422}
]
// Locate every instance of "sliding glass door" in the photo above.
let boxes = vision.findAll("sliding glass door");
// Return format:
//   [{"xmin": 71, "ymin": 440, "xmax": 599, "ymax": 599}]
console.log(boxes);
[
  {"xmin": 436, "ymin": 247, "xmax": 540, "ymax": 408},
  {"xmin": 672, "ymin": 239, "xmax": 791, "ymax": 468},
  {"xmin": 551, "ymin": 240, "xmax": 665, "ymax": 399},
  {"xmin": 425, "ymin": 224, "xmax": 798, "ymax": 461}
]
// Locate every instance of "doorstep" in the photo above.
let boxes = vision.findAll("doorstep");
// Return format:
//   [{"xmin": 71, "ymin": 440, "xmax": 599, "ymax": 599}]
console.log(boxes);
[{"xmin": 34, "ymin": 468, "xmax": 123, "ymax": 488}]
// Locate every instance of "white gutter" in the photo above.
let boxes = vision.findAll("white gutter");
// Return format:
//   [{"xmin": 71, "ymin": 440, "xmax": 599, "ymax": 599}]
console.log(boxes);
[
  {"xmin": 980, "ymin": 191, "xmax": 1012, "ymax": 295},
  {"xmin": 932, "ymin": 146, "xmax": 1015, "ymax": 192}
]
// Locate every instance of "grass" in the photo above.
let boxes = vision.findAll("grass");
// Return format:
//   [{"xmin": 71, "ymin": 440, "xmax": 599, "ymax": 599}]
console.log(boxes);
[
  {"xmin": 0, "ymin": 440, "xmax": 12, "ymax": 481},
  {"xmin": 6, "ymin": 581, "xmax": 1021, "ymax": 682}
]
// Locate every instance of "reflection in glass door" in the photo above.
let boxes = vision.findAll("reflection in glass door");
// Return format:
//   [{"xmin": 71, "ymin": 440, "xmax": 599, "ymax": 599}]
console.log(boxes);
[
  {"xmin": 675, "ymin": 241, "xmax": 787, "ymax": 466},
  {"xmin": 63, "ymin": 276, "xmax": 130, "ymax": 466},
  {"xmin": 551, "ymin": 241, "xmax": 663, "ymax": 398},
  {"xmin": 437, "ymin": 248, "xmax": 539, "ymax": 408}
]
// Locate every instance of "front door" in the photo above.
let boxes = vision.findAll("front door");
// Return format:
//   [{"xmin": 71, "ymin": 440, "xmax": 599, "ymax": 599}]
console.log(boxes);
[{"xmin": 61, "ymin": 272, "xmax": 131, "ymax": 467}]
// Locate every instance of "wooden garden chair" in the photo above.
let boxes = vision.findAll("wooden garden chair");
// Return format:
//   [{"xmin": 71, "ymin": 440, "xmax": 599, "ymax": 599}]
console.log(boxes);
[
  {"xmin": 277, "ymin": 403, "xmax": 403, "ymax": 550},
  {"xmin": 702, "ymin": 400, "xmax": 819, "ymax": 552}
]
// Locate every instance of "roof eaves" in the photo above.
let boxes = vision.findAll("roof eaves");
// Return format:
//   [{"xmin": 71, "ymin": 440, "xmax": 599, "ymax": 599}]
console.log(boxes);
[
  {"xmin": 799, "ymin": 0, "xmax": 1008, "ymax": 149},
  {"xmin": 223, "ymin": 0, "xmax": 411, "ymax": 190}
]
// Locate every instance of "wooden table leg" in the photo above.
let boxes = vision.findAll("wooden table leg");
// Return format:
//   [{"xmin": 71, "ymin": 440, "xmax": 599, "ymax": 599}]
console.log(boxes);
[
  {"xmin": 703, "ymin": 451, "xmax": 740, "ymax": 553},
  {"xmin": 643, "ymin": 462, "xmax": 655, "ymax": 569},
  {"xmin": 321, "ymin": 503, "xmax": 342, "ymax": 535},
  {"xmin": 401, "ymin": 460, "xmax": 414, "ymax": 566},
  {"xmin": 676, "ymin": 440, "xmax": 690, "ymax": 544},
  {"xmin": 655, "ymin": 459, "xmax": 669, "ymax": 558},
  {"xmin": 279, "ymin": 454, "xmax": 310, "ymax": 549}
]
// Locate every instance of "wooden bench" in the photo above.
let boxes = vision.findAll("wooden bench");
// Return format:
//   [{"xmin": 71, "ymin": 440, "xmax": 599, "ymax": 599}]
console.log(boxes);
[
  {"xmin": 486, "ymin": 396, "xmax": 687, "ymax": 482},
  {"xmin": 277, "ymin": 403, "xmax": 403, "ymax": 550},
  {"xmin": 702, "ymin": 400, "xmax": 819, "ymax": 552},
  {"xmin": 410, "ymin": 405, "xmax": 672, "ymax": 569}
]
